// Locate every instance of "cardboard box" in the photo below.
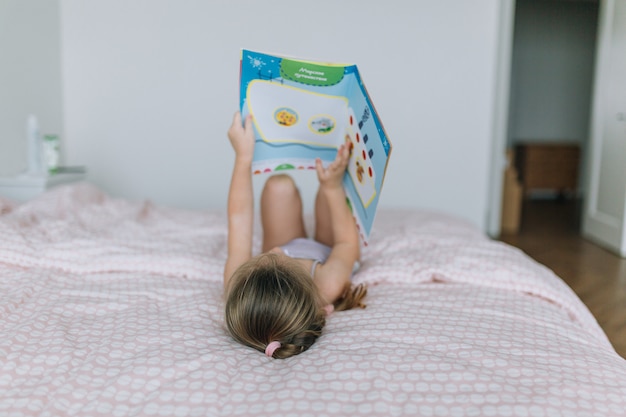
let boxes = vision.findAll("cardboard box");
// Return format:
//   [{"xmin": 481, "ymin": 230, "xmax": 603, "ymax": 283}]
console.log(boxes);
[{"xmin": 501, "ymin": 149, "xmax": 522, "ymax": 234}]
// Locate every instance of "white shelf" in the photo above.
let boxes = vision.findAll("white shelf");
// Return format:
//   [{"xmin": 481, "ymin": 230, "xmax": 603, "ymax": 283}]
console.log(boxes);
[{"xmin": 0, "ymin": 171, "xmax": 86, "ymax": 202}]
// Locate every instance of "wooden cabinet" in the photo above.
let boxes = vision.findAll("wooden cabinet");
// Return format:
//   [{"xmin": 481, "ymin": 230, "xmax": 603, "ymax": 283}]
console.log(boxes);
[{"xmin": 514, "ymin": 143, "xmax": 580, "ymax": 196}]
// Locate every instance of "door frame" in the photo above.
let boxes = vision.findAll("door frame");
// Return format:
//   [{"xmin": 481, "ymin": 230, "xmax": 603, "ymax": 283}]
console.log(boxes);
[
  {"xmin": 486, "ymin": 0, "xmax": 516, "ymax": 237},
  {"xmin": 581, "ymin": 0, "xmax": 626, "ymax": 257}
]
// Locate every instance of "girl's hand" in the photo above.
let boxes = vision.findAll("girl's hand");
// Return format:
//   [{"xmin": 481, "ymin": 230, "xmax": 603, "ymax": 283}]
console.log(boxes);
[
  {"xmin": 228, "ymin": 112, "xmax": 255, "ymax": 162},
  {"xmin": 315, "ymin": 144, "xmax": 350, "ymax": 189}
]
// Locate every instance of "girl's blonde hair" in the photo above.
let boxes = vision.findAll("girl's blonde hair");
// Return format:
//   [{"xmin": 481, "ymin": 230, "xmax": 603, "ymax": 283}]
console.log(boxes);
[{"xmin": 225, "ymin": 253, "xmax": 366, "ymax": 359}]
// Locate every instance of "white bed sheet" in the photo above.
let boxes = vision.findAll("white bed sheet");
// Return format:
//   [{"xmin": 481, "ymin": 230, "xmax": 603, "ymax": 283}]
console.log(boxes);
[{"xmin": 0, "ymin": 184, "xmax": 624, "ymax": 417}]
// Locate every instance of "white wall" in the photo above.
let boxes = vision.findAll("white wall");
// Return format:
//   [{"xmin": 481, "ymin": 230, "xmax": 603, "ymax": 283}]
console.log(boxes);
[
  {"xmin": 0, "ymin": 0, "xmax": 64, "ymax": 176},
  {"xmin": 0, "ymin": 0, "xmax": 506, "ymax": 232},
  {"xmin": 60, "ymin": 0, "xmax": 505, "ymax": 231}
]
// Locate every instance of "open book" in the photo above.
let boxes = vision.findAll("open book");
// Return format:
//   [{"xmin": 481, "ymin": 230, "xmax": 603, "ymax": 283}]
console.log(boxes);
[{"xmin": 239, "ymin": 49, "xmax": 392, "ymax": 244}]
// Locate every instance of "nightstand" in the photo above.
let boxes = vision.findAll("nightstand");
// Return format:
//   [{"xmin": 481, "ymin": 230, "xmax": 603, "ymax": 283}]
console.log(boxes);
[
  {"xmin": 0, "ymin": 171, "xmax": 86, "ymax": 202},
  {"xmin": 514, "ymin": 143, "xmax": 580, "ymax": 197}
]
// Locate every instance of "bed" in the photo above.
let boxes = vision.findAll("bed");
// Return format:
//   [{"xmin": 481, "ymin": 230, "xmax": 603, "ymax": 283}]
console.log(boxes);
[{"xmin": 1, "ymin": 183, "xmax": 625, "ymax": 417}]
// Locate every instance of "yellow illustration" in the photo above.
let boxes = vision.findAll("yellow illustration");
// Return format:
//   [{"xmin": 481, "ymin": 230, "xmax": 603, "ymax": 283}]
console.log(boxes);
[{"xmin": 274, "ymin": 107, "xmax": 298, "ymax": 126}]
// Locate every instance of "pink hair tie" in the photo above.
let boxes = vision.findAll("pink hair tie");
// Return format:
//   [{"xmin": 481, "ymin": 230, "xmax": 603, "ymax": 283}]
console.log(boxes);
[
  {"xmin": 323, "ymin": 304, "xmax": 334, "ymax": 316},
  {"xmin": 265, "ymin": 341, "xmax": 281, "ymax": 357}
]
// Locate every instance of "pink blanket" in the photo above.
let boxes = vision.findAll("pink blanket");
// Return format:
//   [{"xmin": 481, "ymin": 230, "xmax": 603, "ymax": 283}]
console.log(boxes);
[{"xmin": 1, "ymin": 183, "xmax": 624, "ymax": 416}]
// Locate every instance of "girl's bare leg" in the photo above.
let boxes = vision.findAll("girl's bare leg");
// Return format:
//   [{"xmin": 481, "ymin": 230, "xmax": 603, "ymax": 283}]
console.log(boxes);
[{"xmin": 261, "ymin": 174, "xmax": 307, "ymax": 252}]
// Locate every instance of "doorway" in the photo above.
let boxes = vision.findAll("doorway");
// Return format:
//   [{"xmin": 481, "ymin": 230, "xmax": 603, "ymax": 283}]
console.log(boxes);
[{"xmin": 504, "ymin": 0, "xmax": 600, "ymax": 235}]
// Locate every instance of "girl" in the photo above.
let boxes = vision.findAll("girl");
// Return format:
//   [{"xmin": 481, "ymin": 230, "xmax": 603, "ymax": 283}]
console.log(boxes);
[{"xmin": 223, "ymin": 111, "xmax": 366, "ymax": 359}]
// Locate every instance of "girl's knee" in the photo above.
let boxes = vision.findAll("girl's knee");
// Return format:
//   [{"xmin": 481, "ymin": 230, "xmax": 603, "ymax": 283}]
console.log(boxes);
[{"xmin": 263, "ymin": 174, "xmax": 298, "ymax": 197}]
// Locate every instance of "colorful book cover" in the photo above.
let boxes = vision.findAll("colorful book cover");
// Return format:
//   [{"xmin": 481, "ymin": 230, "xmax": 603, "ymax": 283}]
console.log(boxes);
[{"xmin": 239, "ymin": 49, "xmax": 392, "ymax": 244}]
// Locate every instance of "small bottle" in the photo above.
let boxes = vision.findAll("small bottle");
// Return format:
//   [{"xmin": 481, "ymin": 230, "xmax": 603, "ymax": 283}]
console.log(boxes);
[
  {"xmin": 42, "ymin": 134, "xmax": 60, "ymax": 174},
  {"xmin": 26, "ymin": 114, "xmax": 43, "ymax": 175}
]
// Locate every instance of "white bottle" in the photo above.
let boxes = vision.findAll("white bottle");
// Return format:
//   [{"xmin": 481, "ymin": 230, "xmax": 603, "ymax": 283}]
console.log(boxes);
[{"xmin": 26, "ymin": 114, "xmax": 43, "ymax": 176}]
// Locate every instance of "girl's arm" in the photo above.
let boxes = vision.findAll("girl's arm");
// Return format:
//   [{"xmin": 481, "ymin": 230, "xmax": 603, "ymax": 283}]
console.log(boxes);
[
  {"xmin": 313, "ymin": 145, "xmax": 360, "ymax": 303},
  {"xmin": 223, "ymin": 112, "xmax": 255, "ymax": 288}
]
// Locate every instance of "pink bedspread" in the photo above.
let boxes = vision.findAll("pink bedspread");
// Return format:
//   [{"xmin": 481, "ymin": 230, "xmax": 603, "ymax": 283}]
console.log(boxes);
[{"xmin": 1, "ymin": 184, "xmax": 625, "ymax": 416}]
